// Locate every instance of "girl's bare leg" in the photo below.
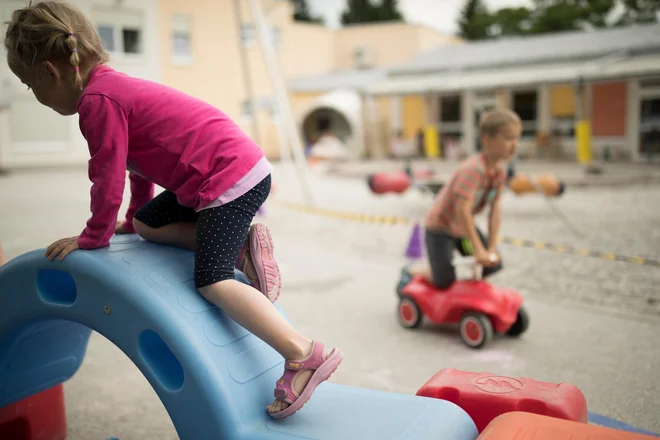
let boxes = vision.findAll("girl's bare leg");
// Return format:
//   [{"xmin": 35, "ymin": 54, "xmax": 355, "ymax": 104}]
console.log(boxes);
[
  {"xmin": 0, "ymin": 243, "xmax": 6, "ymax": 266},
  {"xmin": 199, "ymin": 280, "xmax": 324, "ymax": 413},
  {"xmin": 133, "ymin": 219, "xmax": 197, "ymax": 250},
  {"xmin": 133, "ymin": 219, "xmax": 324, "ymax": 414}
]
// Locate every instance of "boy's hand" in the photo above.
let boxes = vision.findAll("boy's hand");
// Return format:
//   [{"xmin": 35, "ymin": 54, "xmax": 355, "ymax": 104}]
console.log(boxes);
[
  {"xmin": 475, "ymin": 249, "xmax": 497, "ymax": 267},
  {"xmin": 45, "ymin": 236, "xmax": 80, "ymax": 261},
  {"xmin": 487, "ymin": 250, "xmax": 501, "ymax": 265}
]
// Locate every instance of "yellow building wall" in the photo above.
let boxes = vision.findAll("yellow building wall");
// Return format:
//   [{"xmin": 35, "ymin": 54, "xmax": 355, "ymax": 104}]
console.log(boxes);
[
  {"xmin": 158, "ymin": 0, "xmax": 244, "ymax": 121},
  {"xmin": 402, "ymin": 96, "xmax": 425, "ymax": 140},
  {"xmin": 551, "ymin": 85, "xmax": 576, "ymax": 116}
]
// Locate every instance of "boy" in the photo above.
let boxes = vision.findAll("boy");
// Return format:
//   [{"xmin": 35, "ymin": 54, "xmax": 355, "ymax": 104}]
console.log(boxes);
[{"xmin": 424, "ymin": 108, "xmax": 521, "ymax": 289}]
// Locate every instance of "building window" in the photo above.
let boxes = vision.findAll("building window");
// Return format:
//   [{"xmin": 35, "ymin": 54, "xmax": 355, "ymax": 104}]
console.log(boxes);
[
  {"xmin": 240, "ymin": 24, "xmax": 280, "ymax": 48},
  {"xmin": 97, "ymin": 25, "xmax": 115, "ymax": 52},
  {"xmin": 512, "ymin": 90, "xmax": 537, "ymax": 136},
  {"xmin": 270, "ymin": 27, "xmax": 281, "ymax": 47},
  {"xmin": 241, "ymin": 100, "xmax": 254, "ymax": 122},
  {"xmin": 171, "ymin": 14, "xmax": 192, "ymax": 64},
  {"xmin": 440, "ymin": 95, "xmax": 461, "ymax": 123},
  {"xmin": 513, "ymin": 91, "xmax": 537, "ymax": 121},
  {"xmin": 93, "ymin": 9, "xmax": 143, "ymax": 57},
  {"xmin": 122, "ymin": 28, "xmax": 141, "ymax": 53},
  {"xmin": 241, "ymin": 24, "xmax": 255, "ymax": 46},
  {"xmin": 439, "ymin": 95, "xmax": 462, "ymax": 145}
]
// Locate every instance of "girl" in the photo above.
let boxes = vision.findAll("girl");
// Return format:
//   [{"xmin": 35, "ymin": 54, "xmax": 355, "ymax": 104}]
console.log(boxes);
[{"xmin": 4, "ymin": 1, "xmax": 341, "ymax": 420}]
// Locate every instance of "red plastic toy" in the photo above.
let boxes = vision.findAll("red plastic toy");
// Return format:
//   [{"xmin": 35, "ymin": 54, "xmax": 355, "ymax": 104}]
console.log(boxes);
[
  {"xmin": 0, "ymin": 384, "xmax": 67, "ymax": 440},
  {"xmin": 367, "ymin": 171, "xmax": 412, "ymax": 195},
  {"xmin": 396, "ymin": 261, "xmax": 529, "ymax": 349},
  {"xmin": 416, "ymin": 368, "xmax": 588, "ymax": 433},
  {"xmin": 478, "ymin": 411, "xmax": 656, "ymax": 440}
]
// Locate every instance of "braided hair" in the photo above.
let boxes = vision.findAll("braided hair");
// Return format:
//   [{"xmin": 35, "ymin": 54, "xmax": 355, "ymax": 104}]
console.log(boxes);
[{"xmin": 4, "ymin": 1, "xmax": 108, "ymax": 90}]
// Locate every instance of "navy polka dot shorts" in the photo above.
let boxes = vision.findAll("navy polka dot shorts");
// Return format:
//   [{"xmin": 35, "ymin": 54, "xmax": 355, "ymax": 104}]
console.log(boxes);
[{"xmin": 133, "ymin": 175, "xmax": 271, "ymax": 289}]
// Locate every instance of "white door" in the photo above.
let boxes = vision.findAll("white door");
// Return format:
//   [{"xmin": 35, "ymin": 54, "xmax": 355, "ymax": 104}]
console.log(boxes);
[{"xmin": 0, "ymin": 1, "xmax": 73, "ymax": 168}]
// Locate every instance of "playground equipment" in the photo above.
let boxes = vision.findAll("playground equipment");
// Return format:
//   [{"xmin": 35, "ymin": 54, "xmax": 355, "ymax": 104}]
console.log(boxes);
[
  {"xmin": 417, "ymin": 369, "xmax": 588, "ymax": 433},
  {"xmin": 405, "ymin": 222, "xmax": 424, "ymax": 260},
  {"xmin": 0, "ymin": 234, "xmax": 478, "ymax": 440},
  {"xmin": 508, "ymin": 173, "xmax": 566, "ymax": 197},
  {"xmin": 396, "ymin": 256, "xmax": 529, "ymax": 349},
  {"xmin": 367, "ymin": 171, "xmax": 412, "ymax": 195},
  {"xmin": 367, "ymin": 168, "xmax": 443, "ymax": 196},
  {"xmin": 0, "ymin": 383, "xmax": 67, "ymax": 440},
  {"xmin": 477, "ymin": 412, "xmax": 659, "ymax": 440}
]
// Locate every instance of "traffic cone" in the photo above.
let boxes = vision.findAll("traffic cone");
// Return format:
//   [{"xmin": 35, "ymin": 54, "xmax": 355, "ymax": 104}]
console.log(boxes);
[{"xmin": 405, "ymin": 222, "xmax": 423, "ymax": 260}]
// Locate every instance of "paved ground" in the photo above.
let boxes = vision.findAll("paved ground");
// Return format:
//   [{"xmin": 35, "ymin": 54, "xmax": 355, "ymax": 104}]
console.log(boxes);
[{"xmin": 1, "ymin": 161, "xmax": 660, "ymax": 439}]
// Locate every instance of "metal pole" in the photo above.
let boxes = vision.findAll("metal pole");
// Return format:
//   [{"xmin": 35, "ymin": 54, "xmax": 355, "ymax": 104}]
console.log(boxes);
[
  {"xmin": 233, "ymin": 0, "xmax": 261, "ymax": 146},
  {"xmin": 247, "ymin": 0, "xmax": 316, "ymax": 206}
]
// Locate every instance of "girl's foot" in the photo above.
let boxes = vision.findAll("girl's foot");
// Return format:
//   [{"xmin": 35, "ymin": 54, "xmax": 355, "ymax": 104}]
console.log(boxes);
[
  {"xmin": 267, "ymin": 341, "xmax": 342, "ymax": 420},
  {"xmin": 236, "ymin": 223, "xmax": 281, "ymax": 302}
]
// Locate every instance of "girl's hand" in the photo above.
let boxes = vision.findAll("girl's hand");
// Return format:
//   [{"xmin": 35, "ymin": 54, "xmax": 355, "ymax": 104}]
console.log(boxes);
[
  {"xmin": 45, "ymin": 236, "xmax": 80, "ymax": 261},
  {"xmin": 115, "ymin": 221, "xmax": 131, "ymax": 235}
]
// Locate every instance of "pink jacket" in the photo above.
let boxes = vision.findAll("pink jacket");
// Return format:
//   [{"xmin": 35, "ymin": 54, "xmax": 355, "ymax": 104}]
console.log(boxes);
[{"xmin": 76, "ymin": 65, "xmax": 266, "ymax": 250}]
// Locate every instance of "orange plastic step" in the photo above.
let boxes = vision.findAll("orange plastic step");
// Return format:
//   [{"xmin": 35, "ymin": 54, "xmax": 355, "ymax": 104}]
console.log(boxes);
[{"xmin": 478, "ymin": 411, "xmax": 658, "ymax": 440}]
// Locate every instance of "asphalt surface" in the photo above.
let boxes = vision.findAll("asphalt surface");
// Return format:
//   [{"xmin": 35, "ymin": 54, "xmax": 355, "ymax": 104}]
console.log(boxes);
[{"xmin": 1, "ymin": 162, "xmax": 659, "ymax": 439}]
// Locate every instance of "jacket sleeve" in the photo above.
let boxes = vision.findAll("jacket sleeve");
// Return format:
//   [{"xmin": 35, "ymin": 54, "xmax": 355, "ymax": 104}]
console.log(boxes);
[
  {"xmin": 120, "ymin": 172, "xmax": 154, "ymax": 233},
  {"xmin": 76, "ymin": 94, "xmax": 130, "ymax": 250}
]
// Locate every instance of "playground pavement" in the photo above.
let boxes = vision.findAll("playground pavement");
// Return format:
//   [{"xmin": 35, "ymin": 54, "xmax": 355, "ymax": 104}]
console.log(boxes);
[{"xmin": 1, "ymin": 161, "xmax": 659, "ymax": 439}]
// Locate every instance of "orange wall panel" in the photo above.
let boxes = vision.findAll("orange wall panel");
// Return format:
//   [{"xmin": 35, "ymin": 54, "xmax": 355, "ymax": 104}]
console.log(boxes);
[{"xmin": 591, "ymin": 82, "xmax": 627, "ymax": 136}]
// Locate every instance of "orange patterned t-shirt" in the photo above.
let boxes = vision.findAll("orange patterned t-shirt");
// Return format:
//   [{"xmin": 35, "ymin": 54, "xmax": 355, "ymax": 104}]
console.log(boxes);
[{"xmin": 425, "ymin": 153, "xmax": 506, "ymax": 238}]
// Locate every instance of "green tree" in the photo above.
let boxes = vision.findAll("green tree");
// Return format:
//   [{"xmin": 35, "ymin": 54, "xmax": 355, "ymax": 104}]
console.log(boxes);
[
  {"xmin": 528, "ymin": 0, "xmax": 616, "ymax": 33},
  {"xmin": 492, "ymin": 7, "xmax": 532, "ymax": 37},
  {"xmin": 290, "ymin": 0, "xmax": 324, "ymax": 24},
  {"xmin": 615, "ymin": 0, "xmax": 660, "ymax": 25},
  {"xmin": 456, "ymin": 0, "xmax": 644, "ymax": 40},
  {"xmin": 376, "ymin": 0, "xmax": 405, "ymax": 21},
  {"xmin": 457, "ymin": 0, "xmax": 495, "ymax": 40},
  {"xmin": 340, "ymin": 0, "xmax": 405, "ymax": 25}
]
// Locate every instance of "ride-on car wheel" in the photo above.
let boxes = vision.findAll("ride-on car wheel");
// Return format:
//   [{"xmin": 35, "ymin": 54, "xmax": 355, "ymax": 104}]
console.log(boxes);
[
  {"xmin": 459, "ymin": 313, "xmax": 493, "ymax": 349},
  {"xmin": 398, "ymin": 297, "xmax": 422, "ymax": 329},
  {"xmin": 506, "ymin": 305, "xmax": 530, "ymax": 337}
]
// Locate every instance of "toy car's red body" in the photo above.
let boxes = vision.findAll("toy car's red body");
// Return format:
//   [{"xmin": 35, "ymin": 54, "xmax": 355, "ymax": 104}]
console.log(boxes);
[{"xmin": 396, "ymin": 271, "xmax": 529, "ymax": 349}]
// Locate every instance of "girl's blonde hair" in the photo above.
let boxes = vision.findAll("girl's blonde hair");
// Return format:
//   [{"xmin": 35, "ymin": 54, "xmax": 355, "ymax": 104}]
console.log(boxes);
[{"xmin": 4, "ymin": 1, "xmax": 108, "ymax": 90}]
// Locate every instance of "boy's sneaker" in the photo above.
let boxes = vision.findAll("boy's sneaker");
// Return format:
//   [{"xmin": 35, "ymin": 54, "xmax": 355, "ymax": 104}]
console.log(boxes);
[{"xmin": 236, "ymin": 223, "xmax": 281, "ymax": 302}]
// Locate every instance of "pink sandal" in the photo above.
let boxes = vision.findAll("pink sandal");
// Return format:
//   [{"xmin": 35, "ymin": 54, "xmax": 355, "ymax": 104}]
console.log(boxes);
[
  {"xmin": 236, "ymin": 223, "xmax": 281, "ymax": 302},
  {"xmin": 269, "ymin": 341, "xmax": 342, "ymax": 420}
]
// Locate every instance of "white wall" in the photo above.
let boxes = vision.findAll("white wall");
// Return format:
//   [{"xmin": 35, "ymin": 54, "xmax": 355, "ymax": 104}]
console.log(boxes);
[{"xmin": 0, "ymin": 0, "xmax": 160, "ymax": 170}]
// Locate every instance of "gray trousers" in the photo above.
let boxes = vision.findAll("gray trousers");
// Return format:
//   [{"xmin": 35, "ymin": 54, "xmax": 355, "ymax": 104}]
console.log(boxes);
[{"xmin": 425, "ymin": 227, "xmax": 503, "ymax": 289}]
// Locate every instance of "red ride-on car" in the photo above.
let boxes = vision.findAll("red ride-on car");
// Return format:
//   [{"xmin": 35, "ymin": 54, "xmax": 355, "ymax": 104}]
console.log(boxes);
[{"xmin": 395, "ymin": 257, "xmax": 529, "ymax": 349}]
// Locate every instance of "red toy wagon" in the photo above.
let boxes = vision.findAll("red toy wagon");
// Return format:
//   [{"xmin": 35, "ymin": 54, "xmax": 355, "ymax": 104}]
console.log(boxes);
[{"xmin": 395, "ymin": 256, "xmax": 529, "ymax": 349}]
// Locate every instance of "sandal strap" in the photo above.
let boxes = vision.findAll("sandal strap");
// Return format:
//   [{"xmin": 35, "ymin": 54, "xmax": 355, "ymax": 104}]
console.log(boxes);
[
  {"xmin": 284, "ymin": 341, "xmax": 325, "ymax": 371},
  {"xmin": 273, "ymin": 369, "xmax": 300, "ymax": 404}
]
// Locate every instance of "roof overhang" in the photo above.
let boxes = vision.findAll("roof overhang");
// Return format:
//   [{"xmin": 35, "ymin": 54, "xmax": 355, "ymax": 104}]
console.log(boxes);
[{"xmin": 365, "ymin": 53, "xmax": 660, "ymax": 95}]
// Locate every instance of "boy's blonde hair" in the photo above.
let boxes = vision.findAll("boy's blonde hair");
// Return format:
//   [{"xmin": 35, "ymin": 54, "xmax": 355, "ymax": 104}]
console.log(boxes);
[
  {"xmin": 4, "ymin": 1, "xmax": 108, "ymax": 90},
  {"xmin": 479, "ymin": 108, "xmax": 521, "ymax": 138}
]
